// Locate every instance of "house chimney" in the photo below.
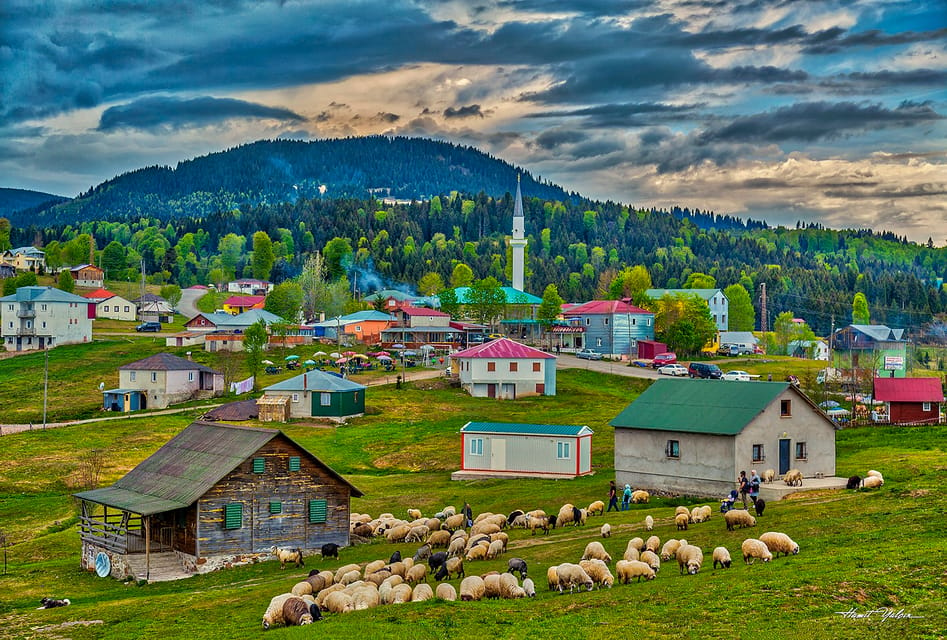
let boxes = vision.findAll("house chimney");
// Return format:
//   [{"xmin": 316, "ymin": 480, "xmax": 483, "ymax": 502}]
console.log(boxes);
[{"xmin": 303, "ymin": 373, "xmax": 307, "ymax": 390}]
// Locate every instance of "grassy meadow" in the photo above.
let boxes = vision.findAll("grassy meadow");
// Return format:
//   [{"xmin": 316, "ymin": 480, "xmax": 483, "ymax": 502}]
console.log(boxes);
[{"xmin": 0, "ymin": 363, "xmax": 945, "ymax": 639}]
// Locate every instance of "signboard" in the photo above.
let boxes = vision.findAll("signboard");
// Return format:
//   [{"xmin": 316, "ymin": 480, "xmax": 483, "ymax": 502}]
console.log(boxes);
[{"xmin": 883, "ymin": 356, "xmax": 904, "ymax": 370}]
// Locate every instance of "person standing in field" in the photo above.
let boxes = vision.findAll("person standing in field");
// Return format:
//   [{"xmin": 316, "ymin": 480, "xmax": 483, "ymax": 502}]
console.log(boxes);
[
  {"xmin": 607, "ymin": 480, "xmax": 619, "ymax": 512},
  {"xmin": 738, "ymin": 470, "xmax": 750, "ymax": 508}
]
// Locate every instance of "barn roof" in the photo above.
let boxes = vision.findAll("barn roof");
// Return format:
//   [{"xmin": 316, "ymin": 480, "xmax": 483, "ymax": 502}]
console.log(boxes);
[
  {"xmin": 452, "ymin": 337, "xmax": 555, "ymax": 359},
  {"xmin": 461, "ymin": 422, "xmax": 592, "ymax": 436},
  {"xmin": 873, "ymin": 377, "xmax": 944, "ymax": 403},
  {"xmin": 611, "ymin": 379, "xmax": 796, "ymax": 435},
  {"xmin": 562, "ymin": 300, "xmax": 652, "ymax": 316},
  {"xmin": 119, "ymin": 352, "xmax": 221, "ymax": 374},
  {"xmin": 74, "ymin": 421, "xmax": 362, "ymax": 514},
  {"xmin": 263, "ymin": 369, "xmax": 366, "ymax": 393}
]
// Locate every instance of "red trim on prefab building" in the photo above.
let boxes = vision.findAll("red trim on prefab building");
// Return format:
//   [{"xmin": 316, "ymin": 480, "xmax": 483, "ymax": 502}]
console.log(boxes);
[
  {"xmin": 460, "ymin": 433, "xmax": 465, "ymax": 470},
  {"xmin": 575, "ymin": 435, "xmax": 580, "ymax": 476}
]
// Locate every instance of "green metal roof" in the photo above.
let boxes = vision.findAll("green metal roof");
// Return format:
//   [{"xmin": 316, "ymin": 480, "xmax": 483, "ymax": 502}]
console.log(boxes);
[
  {"xmin": 263, "ymin": 369, "xmax": 366, "ymax": 393},
  {"xmin": 461, "ymin": 421, "xmax": 593, "ymax": 436},
  {"xmin": 74, "ymin": 421, "xmax": 362, "ymax": 515},
  {"xmin": 610, "ymin": 379, "xmax": 790, "ymax": 435},
  {"xmin": 449, "ymin": 286, "xmax": 543, "ymax": 305}
]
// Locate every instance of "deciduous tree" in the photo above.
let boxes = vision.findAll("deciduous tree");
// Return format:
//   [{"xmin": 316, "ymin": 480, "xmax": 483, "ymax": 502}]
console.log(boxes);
[{"xmin": 723, "ymin": 283, "xmax": 755, "ymax": 331}]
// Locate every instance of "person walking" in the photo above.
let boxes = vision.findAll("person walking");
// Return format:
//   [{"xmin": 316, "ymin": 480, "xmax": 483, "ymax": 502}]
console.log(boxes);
[
  {"xmin": 607, "ymin": 481, "xmax": 619, "ymax": 512},
  {"xmin": 749, "ymin": 469, "xmax": 762, "ymax": 507},
  {"xmin": 738, "ymin": 471, "xmax": 750, "ymax": 508},
  {"xmin": 621, "ymin": 484, "xmax": 632, "ymax": 511}
]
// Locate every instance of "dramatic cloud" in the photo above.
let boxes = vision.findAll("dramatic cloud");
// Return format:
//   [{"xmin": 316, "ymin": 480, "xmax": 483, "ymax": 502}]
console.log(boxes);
[
  {"xmin": 443, "ymin": 104, "xmax": 487, "ymax": 119},
  {"xmin": 97, "ymin": 96, "xmax": 306, "ymax": 131}
]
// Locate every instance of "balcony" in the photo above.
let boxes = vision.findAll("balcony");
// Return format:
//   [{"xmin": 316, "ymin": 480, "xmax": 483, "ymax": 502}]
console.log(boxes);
[
  {"xmin": 17, "ymin": 327, "xmax": 35, "ymax": 335},
  {"xmin": 16, "ymin": 308, "xmax": 35, "ymax": 318}
]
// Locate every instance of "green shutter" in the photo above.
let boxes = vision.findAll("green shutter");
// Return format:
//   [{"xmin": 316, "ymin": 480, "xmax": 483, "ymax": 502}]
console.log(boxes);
[
  {"xmin": 288, "ymin": 456, "xmax": 301, "ymax": 471},
  {"xmin": 308, "ymin": 499, "xmax": 327, "ymax": 524},
  {"xmin": 270, "ymin": 501, "xmax": 282, "ymax": 514},
  {"xmin": 253, "ymin": 457, "xmax": 265, "ymax": 473},
  {"xmin": 223, "ymin": 503, "xmax": 243, "ymax": 529}
]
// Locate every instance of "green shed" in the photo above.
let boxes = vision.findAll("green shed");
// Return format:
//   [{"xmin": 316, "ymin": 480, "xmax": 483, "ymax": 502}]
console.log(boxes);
[{"xmin": 261, "ymin": 369, "xmax": 366, "ymax": 422}]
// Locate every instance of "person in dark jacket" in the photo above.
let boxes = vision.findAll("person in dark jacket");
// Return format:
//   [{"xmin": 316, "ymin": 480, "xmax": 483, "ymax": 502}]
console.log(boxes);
[{"xmin": 607, "ymin": 481, "xmax": 619, "ymax": 512}]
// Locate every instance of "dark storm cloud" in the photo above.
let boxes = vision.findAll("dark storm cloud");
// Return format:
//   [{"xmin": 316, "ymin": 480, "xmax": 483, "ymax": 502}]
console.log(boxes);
[
  {"xmin": 374, "ymin": 112, "xmax": 401, "ymax": 123},
  {"xmin": 698, "ymin": 101, "xmax": 943, "ymax": 144},
  {"xmin": 495, "ymin": 0, "xmax": 653, "ymax": 17},
  {"xmin": 443, "ymin": 104, "xmax": 487, "ymax": 119},
  {"xmin": 526, "ymin": 102, "xmax": 703, "ymax": 128},
  {"xmin": 97, "ymin": 96, "xmax": 306, "ymax": 131},
  {"xmin": 534, "ymin": 128, "xmax": 588, "ymax": 149}
]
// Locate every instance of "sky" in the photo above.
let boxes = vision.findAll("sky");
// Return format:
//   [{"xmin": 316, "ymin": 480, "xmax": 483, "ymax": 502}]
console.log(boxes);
[{"xmin": 2, "ymin": 0, "xmax": 946, "ymax": 243}]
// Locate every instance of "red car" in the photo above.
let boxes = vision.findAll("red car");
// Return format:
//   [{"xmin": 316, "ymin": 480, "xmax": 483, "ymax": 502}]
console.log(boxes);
[{"xmin": 652, "ymin": 352, "xmax": 677, "ymax": 368}]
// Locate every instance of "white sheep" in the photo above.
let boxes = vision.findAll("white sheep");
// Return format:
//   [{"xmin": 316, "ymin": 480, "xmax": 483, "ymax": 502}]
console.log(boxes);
[
  {"xmin": 783, "ymin": 469, "xmax": 803, "ymax": 486},
  {"xmin": 724, "ymin": 509, "xmax": 756, "ymax": 531},
  {"xmin": 425, "ymin": 518, "xmax": 442, "ymax": 532},
  {"xmin": 601, "ymin": 523, "xmax": 611, "ymax": 538},
  {"xmin": 447, "ymin": 537, "xmax": 467, "ymax": 557},
  {"xmin": 363, "ymin": 559, "xmax": 386, "ymax": 578},
  {"xmin": 555, "ymin": 563, "xmax": 594, "ymax": 593},
  {"xmin": 546, "ymin": 565, "xmax": 559, "ymax": 591},
  {"xmin": 442, "ymin": 513, "xmax": 467, "ymax": 531},
  {"xmin": 471, "ymin": 522, "xmax": 501, "ymax": 537},
  {"xmin": 346, "ymin": 584, "xmax": 379, "ymax": 611},
  {"xmin": 675, "ymin": 513, "xmax": 689, "ymax": 530},
  {"xmin": 579, "ymin": 559, "xmax": 614, "ymax": 588},
  {"xmin": 588, "ymin": 500, "xmax": 605, "ymax": 516},
  {"xmin": 460, "ymin": 575, "xmax": 485, "ymax": 601},
  {"xmin": 270, "ymin": 546, "xmax": 304, "ymax": 569},
  {"xmin": 445, "ymin": 556, "xmax": 465, "ymax": 579},
  {"xmin": 339, "ymin": 569, "xmax": 361, "ymax": 586},
  {"xmin": 315, "ymin": 583, "xmax": 346, "ymax": 610},
  {"xmin": 435, "ymin": 583, "xmax": 457, "ymax": 601},
  {"xmin": 324, "ymin": 591, "xmax": 355, "ymax": 614},
  {"xmin": 522, "ymin": 578, "xmax": 536, "ymax": 597},
  {"xmin": 291, "ymin": 581, "xmax": 313, "ymax": 597},
  {"xmin": 261, "ymin": 593, "xmax": 295, "ymax": 630},
  {"xmin": 645, "ymin": 515, "xmax": 654, "ymax": 531},
  {"xmin": 526, "ymin": 514, "xmax": 551, "ymax": 535},
  {"xmin": 645, "ymin": 535, "xmax": 661, "ymax": 553},
  {"xmin": 674, "ymin": 506, "xmax": 690, "ymax": 517},
  {"xmin": 712, "ymin": 546, "xmax": 732, "ymax": 569},
  {"xmin": 615, "ymin": 560, "xmax": 655, "ymax": 583},
  {"xmin": 486, "ymin": 539, "xmax": 505, "ymax": 560},
  {"xmin": 582, "ymin": 540, "xmax": 612, "ymax": 564},
  {"xmin": 677, "ymin": 545, "xmax": 703, "ymax": 575},
  {"xmin": 412, "ymin": 583, "xmax": 434, "ymax": 602},
  {"xmin": 465, "ymin": 543, "xmax": 488, "ymax": 562},
  {"xmin": 407, "ymin": 507, "xmax": 422, "ymax": 520},
  {"xmin": 490, "ymin": 532, "xmax": 509, "ymax": 549},
  {"xmin": 405, "ymin": 524, "xmax": 429, "ymax": 543},
  {"xmin": 762, "ymin": 469, "xmax": 776, "ymax": 483},
  {"xmin": 426, "ymin": 530, "xmax": 451, "ymax": 548},
  {"xmin": 499, "ymin": 572, "xmax": 526, "ymax": 599},
  {"xmin": 389, "ymin": 583, "xmax": 413, "ymax": 604},
  {"xmin": 405, "ymin": 564, "xmax": 428, "ymax": 584},
  {"xmin": 741, "ymin": 538, "xmax": 773, "ymax": 564},
  {"xmin": 639, "ymin": 550, "xmax": 660, "ymax": 573},
  {"xmin": 867, "ymin": 469, "xmax": 883, "ymax": 479},
  {"xmin": 660, "ymin": 539, "xmax": 680, "ymax": 562},
  {"xmin": 483, "ymin": 574, "xmax": 503, "ymax": 599},
  {"xmin": 623, "ymin": 546, "xmax": 640, "ymax": 562},
  {"xmin": 556, "ymin": 503, "xmax": 577, "ymax": 527},
  {"xmin": 759, "ymin": 532, "xmax": 800, "ymax": 557},
  {"xmin": 862, "ymin": 475, "xmax": 884, "ymax": 489},
  {"xmin": 627, "ymin": 536, "xmax": 644, "ymax": 551},
  {"xmin": 631, "ymin": 489, "xmax": 650, "ymax": 503}
]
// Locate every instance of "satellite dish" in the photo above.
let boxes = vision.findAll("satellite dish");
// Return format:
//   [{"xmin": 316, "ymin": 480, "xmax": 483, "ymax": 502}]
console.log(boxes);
[{"xmin": 95, "ymin": 552, "xmax": 111, "ymax": 577}]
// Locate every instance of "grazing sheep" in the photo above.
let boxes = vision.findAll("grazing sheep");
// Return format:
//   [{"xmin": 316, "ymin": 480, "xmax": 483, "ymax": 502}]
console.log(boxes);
[
  {"xmin": 364, "ymin": 570, "xmax": 391, "ymax": 587},
  {"xmin": 305, "ymin": 571, "xmax": 334, "ymax": 593},
  {"xmin": 712, "ymin": 547, "xmax": 732, "ymax": 569},
  {"xmin": 499, "ymin": 572, "xmax": 527, "ymax": 599},
  {"xmin": 402, "ymin": 557, "xmax": 415, "ymax": 571},
  {"xmin": 506, "ymin": 509, "xmax": 525, "ymax": 526},
  {"xmin": 428, "ymin": 551, "xmax": 448, "ymax": 573},
  {"xmin": 507, "ymin": 557, "xmax": 528, "ymax": 579},
  {"xmin": 762, "ymin": 469, "xmax": 776, "ymax": 483},
  {"xmin": 405, "ymin": 564, "xmax": 428, "ymax": 584},
  {"xmin": 645, "ymin": 515, "xmax": 654, "ymax": 531},
  {"xmin": 352, "ymin": 523, "xmax": 373, "ymax": 538},
  {"xmin": 587, "ymin": 500, "xmax": 605, "ymax": 516},
  {"xmin": 645, "ymin": 535, "xmax": 661, "ymax": 553},
  {"xmin": 576, "ymin": 507, "xmax": 588, "ymax": 526},
  {"xmin": 406, "ymin": 525, "xmax": 430, "ymax": 543},
  {"xmin": 691, "ymin": 505, "xmax": 712, "ymax": 523},
  {"xmin": 527, "ymin": 514, "xmax": 550, "ymax": 535},
  {"xmin": 675, "ymin": 513, "xmax": 689, "ymax": 530},
  {"xmin": 627, "ymin": 537, "xmax": 645, "ymax": 552},
  {"xmin": 363, "ymin": 560, "xmax": 386, "ymax": 578},
  {"xmin": 623, "ymin": 546, "xmax": 640, "ymax": 562},
  {"xmin": 386, "ymin": 561, "xmax": 406, "ymax": 578},
  {"xmin": 407, "ymin": 508, "xmax": 422, "ymax": 520},
  {"xmin": 483, "ymin": 574, "xmax": 503, "ymax": 599},
  {"xmin": 444, "ymin": 556, "xmax": 465, "ymax": 579},
  {"xmin": 556, "ymin": 563, "xmax": 594, "ymax": 593},
  {"xmin": 523, "ymin": 577, "xmax": 536, "ymax": 597},
  {"xmin": 582, "ymin": 541, "xmax": 612, "ymax": 564},
  {"xmin": 754, "ymin": 498, "xmax": 766, "ymax": 517},
  {"xmin": 509, "ymin": 514, "xmax": 529, "ymax": 529},
  {"xmin": 867, "ymin": 469, "xmax": 883, "ymax": 480},
  {"xmin": 471, "ymin": 522, "xmax": 501, "ymax": 537},
  {"xmin": 339, "ymin": 570, "xmax": 361, "ymax": 586},
  {"xmin": 427, "ymin": 530, "xmax": 451, "ymax": 548},
  {"xmin": 580, "ymin": 559, "xmax": 615, "ymax": 588},
  {"xmin": 631, "ymin": 489, "xmax": 650, "ymax": 503},
  {"xmin": 315, "ymin": 583, "xmax": 347, "ymax": 610},
  {"xmin": 660, "ymin": 539, "xmax": 681, "ymax": 562},
  {"xmin": 862, "ymin": 475, "xmax": 884, "ymax": 489},
  {"xmin": 413, "ymin": 544, "xmax": 432, "ymax": 562},
  {"xmin": 640, "ymin": 550, "xmax": 661, "ymax": 573},
  {"xmin": 334, "ymin": 563, "xmax": 361, "ymax": 583},
  {"xmin": 724, "ymin": 509, "xmax": 757, "ymax": 531},
  {"xmin": 386, "ymin": 524, "xmax": 412, "ymax": 543},
  {"xmin": 412, "ymin": 583, "xmax": 434, "ymax": 602},
  {"xmin": 674, "ymin": 506, "xmax": 690, "ymax": 517},
  {"xmin": 262, "ymin": 593, "xmax": 295, "ymax": 629},
  {"xmin": 465, "ymin": 534, "xmax": 490, "ymax": 551},
  {"xmin": 491, "ymin": 532, "xmax": 509, "ymax": 549},
  {"xmin": 546, "ymin": 565, "xmax": 560, "ymax": 591},
  {"xmin": 759, "ymin": 532, "xmax": 800, "ymax": 557},
  {"xmin": 616, "ymin": 559, "xmax": 655, "ymax": 583},
  {"xmin": 436, "ymin": 583, "xmax": 457, "ymax": 601},
  {"xmin": 447, "ymin": 537, "xmax": 467, "ymax": 557},
  {"xmin": 281, "ymin": 597, "xmax": 316, "ymax": 626},
  {"xmin": 460, "ymin": 576, "xmax": 486, "ymax": 601},
  {"xmin": 783, "ymin": 469, "xmax": 803, "ymax": 486},
  {"xmin": 442, "ymin": 513, "xmax": 467, "ymax": 531},
  {"xmin": 846, "ymin": 475, "xmax": 862, "ymax": 490},
  {"xmin": 601, "ymin": 523, "xmax": 611, "ymax": 538},
  {"xmin": 556, "ymin": 503, "xmax": 576, "ymax": 527},
  {"xmin": 270, "ymin": 546, "xmax": 304, "ymax": 569},
  {"xmin": 320, "ymin": 543, "xmax": 339, "ymax": 559},
  {"xmin": 677, "ymin": 545, "xmax": 704, "ymax": 575},
  {"xmin": 350, "ymin": 584, "xmax": 380, "ymax": 611},
  {"xmin": 323, "ymin": 591, "xmax": 355, "ymax": 614},
  {"xmin": 465, "ymin": 544, "xmax": 488, "ymax": 562},
  {"xmin": 389, "ymin": 583, "xmax": 413, "ymax": 604},
  {"xmin": 741, "ymin": 538, "xmax": 773, "ymax": 564},
  {"xmin": 388, "ymin": 550, "xmax": 402, "ymax": 564},
  {"xmin": 486, "ymin": 539, "xmax": 505, "ymax": 560}
]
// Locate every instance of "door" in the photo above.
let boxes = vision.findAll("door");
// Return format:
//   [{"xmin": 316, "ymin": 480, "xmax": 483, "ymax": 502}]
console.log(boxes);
[
  {"xmin": 778, "ymin": 439, "xmax": 791, "ymax": 474},
  {"xmin": 487, "ymin": 384, "xmax": 496, "ymax": 398},
  {"xmin": 502, "ymin": 383, "xmax": 516, "ymax": 399},
  {"xmin": 491, "ymin": 439, "xmax": 506, "ymax": 470}
]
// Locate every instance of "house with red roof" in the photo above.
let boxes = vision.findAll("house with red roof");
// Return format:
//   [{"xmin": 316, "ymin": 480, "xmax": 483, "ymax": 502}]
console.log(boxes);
[
  {"xmin": 873, "ymin": 377, "xmax": 944, "ymax": 425},
  {"xmin": 450, "ymin": 337, "xmax": 556, "ymax": 399},
  {"xmin": 222, "ymin": 295, "xmax": 266, "ymax": 314},
  {"xmin": 380, "ymin": 305, "xmax": 460, "ymax": 348},
  {"xmin": 561, "ymin": 299, "xmax": 655, "ymax": 358},
  {"xmin": 84, "ymin": 288, "xmax": 135, "ymax": 320}
]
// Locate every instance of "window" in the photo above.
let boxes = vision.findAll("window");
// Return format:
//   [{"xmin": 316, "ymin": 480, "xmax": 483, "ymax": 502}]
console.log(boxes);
[
  {"xmin": 151, "ymin": 372, "xmax": 157, "ymax": 383},
  {"xmin": 752, "ymin": 444, "xmax": 765, "ymax": 462},
  {"xmin": 666, "ymin": 440, "xmax": 680, "ymax": 458},
  {"xmin": 269, "ymin": 501, "xmax": 282, "ymax": 514},
  {"xmin": 596, "ymin": 338, "xmax": 603, "ymax": 347},
  {"xmin": 647, "ymin": 318, "xmax": 651, "ymax": 326},
  {"xmin": 604, "ymin": 318, "xmax": 609, "ymax": 326},
  {"xmin": 252, "ymin": 457, "xmax": 265, "ymax": 473},
  {"xmin": 223, "ymin": 503, "xmax": 243, "ymax": 529},
  {"xmin": 308, "ymin": 499, "xmax": 328, "ymax": 524},
  {"xmin": 320, "ymin": 392, "xmax": 331, "ymax": 406},
  {"xmin": 795, "ymin": 442, "xmax": 807, "ymax": 460},
  {"xmin": 469, "ymin": 438, "xmax": 483, "ymax": 456},
  {"xmin": 104, "ymin": 305, "xmax": 109, "ymax": 312},
  {"xmin": 291, "ymin": 393, "xmax": 299, "ymax": 403},
  {"xmin": 355, "ymin": 325, "xmax": 361, "ymax": 332},
  {"xmin": 632, "ymin": 318, "xmax": 636, "ymax": 325},
  {"xmin": 188, "ymin": 371, "xmax": 195, "ymax": 382},
  {"xmin": 288, "ymin": 456, "xmax": 301, "ymax": 471},
  {"xmin": 130, "ymin": 371, "xmax": 136, "ymax": 382},
  {"xmin": 42, "ymin": 322, "xmax": 46, "ymax": 328},
  {"xmin": 722, "ymin": 315, "xmax": 727, "ymax": 325},
  {"xmin": 532, "ymin": 362, "xmax": 541, "ymax": 372},
  {"xmin": 922, "ymin": 402, "xmax": 932, "ymax": 412},
  {"xmin": 487, "ymin": 362, "xmax": 496, "ymax": 372},
  {"xmin": 781, "ymin": 400, "xmax": 792, "ymax": 417},
  {"xmin": 509, "ymin": 362, "xmax": 518, "ymax": 372},
  {"xmin": 557, "ymin": 441, "xmax": 571, "ymax": 459},
  {"xmin": 585, "ymin": 318, "xmax": 590, "ymax": 325},
  {"xmin": 41, "ymin": 304, "xmax": 47, "ymax": 311}
]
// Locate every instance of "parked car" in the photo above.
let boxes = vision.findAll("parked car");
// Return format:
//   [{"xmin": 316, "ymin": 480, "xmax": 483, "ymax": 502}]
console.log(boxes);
[
  {"xmin": 688, "ymin": 362, "xmax": 723, "ymax": 379},
  {"xmin": 722, "ymin": 370, "xmax": 751, "ymax": 381},
  {"xmin": 651, "ymin": 352, "xmax": 678, "ymax": 368},
  {"xmin": 576, "ymin": 348, "xmax": 604, "ymax": 360},
  {"xmin": 487, "ymin": 333, "xmax": 504, "ymax": 340},
  {"xmin": 658, "ymin": 363, "xmax": 689, "ymax": 376},
  {"xmin": 135, "ymin": 321, "xmax": 161, "ymax": 332},
  {"xmin": 719, "ymin": 344, "xmax": 754, "ymax": 356}
]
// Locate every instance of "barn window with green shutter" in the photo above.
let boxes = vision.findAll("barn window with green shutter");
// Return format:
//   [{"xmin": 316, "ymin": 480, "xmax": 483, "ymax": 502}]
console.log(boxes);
[
  {"xmin": 270, "ymin": 501, "xmax": 282, "ymax": 514},
  {"xmin": 223, "ymin": 503, "xmax": 243, "ymax": 529},
  {"xmin": 288, "ymin": 456, "xmax": 301, "ymax": 471},
  {"xmin": 309, "ymin": 499, "xmax": 327, "ymax": 523},
  {"xmin": 253, "ymin": 457, "xmax": 265, "ymax": 473}
]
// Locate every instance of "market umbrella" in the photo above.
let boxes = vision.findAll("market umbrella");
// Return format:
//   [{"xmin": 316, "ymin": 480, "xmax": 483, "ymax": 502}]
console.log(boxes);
[
  {"xmin": 826, "ymin": 407, "xmax": 850, "ymax": 416},
  {"xmin": 313, "ymin": 351, "xmax": 327, "ymax": 357},
  {"xmin": 343, "ymin": 350, "xmax": 357, "ymax": 356},
  {"xmin": 335, "ymin": 357, "xmax": 348, "ymax": 364},
  {"xmin": 303, "ymin": 359, "xmax": 316, "ymax": 365},
  {"xmin": 376, "ymin": 355, "xmax": 392, "ymax": 361},
  {"xmin": 819, "ymin": 400, "xmax": 840, "ymax": 408},
  {"xmin": 376, "ymin": 351, "xmax": 390, "ymax": 357},
  {"xmin": 419, "ymin": 344, "xmax": 435, "ymax": 352},
  {"xmin": 392, "ymin": 343, "xmax": 406, "ymax": 349},
  {"xmin": 351, "ymin": 354, "xmax": 369, "ymax": 360},
  {"xmin": 285, "ymin": 355, "xmax": 300, "ymax": 361},
  {"xmin": 262, "ymin": 360, "xmax": 274, "ymax": 365},
  {"xmin": 403, "ymin": 350, "xmax": 419, "ymax": 357},
  {"xmin": 329, "ymin": 352, "xmax": 342, "ymax": 358}
]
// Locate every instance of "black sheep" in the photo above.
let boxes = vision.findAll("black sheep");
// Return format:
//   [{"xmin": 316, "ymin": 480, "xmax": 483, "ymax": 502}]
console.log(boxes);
[
  {"xmin": 308, "ymin": 604, "xmax": 323, "ymax": 622},
  {"xmin": 754, "ymin": 498, "xmax": 766, "ymax": 517},
  {"xmin": 434, "ymin": 564, "xmax": 449, "ymax": 581},
  {"xmin": 846, "ymin": 475, "xmax": 862, "ymax": 490},
  {"xmin": 507, "ymin": 557, "xmax": 528, "ymax": 579},
  {"xmin": 38, "ymin": 598, "xmax": 70, "ymax": 609},
  {"xmin": 506, "ymin": 510, "xmax": 524, "ymax": 527},
  {"xmin": 389, "ymin": 550, "xmax": 402, "ymax": 564},
  {"xmin": 572, "ymin": 505, "xmax": 582, "ymax": 526},
  {"xmin": 428, "ymin": 551, "xmax": 448, "ymax": 572},
  {"xmin": 548, "ymin": 515, "xmax": 557, "ymax": 529},
  {"xmin": 321, "ymin": 543, "xmax": 340, "ymax": 559}
]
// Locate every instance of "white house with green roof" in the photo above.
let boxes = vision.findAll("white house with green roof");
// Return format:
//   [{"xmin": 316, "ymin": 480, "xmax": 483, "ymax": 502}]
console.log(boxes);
[
  {"xmin": 646, "ymin": 288, "xmax": 729, "ymax": 331},
  {"xmin": 611, "ymin": 379, "xmax": 836, "ymax": 496},
  {"xmin": 454, "ymin": 421, "xmax": 592, "ymax": 479}
]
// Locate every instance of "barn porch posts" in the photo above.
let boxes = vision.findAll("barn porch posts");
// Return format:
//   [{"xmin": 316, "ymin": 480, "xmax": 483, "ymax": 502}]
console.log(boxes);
[{"xmin": 76, "ymin": 501, "xmax": 173, "ymax": 556}]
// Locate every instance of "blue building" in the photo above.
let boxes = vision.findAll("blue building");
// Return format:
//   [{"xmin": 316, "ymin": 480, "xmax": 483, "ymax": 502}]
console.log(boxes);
[{"xmin": 561, "ymin": 300, "xmax": 655, "ymax": 357}]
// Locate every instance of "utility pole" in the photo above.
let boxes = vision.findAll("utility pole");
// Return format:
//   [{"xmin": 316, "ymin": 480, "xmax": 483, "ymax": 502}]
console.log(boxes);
[
  {"xmin": 760, "ymin": 283, "xmax": 768, "ymax": 333},
  {"xmin": 42, "ymin": 347, "xmax": 49, "ymax": 429}
]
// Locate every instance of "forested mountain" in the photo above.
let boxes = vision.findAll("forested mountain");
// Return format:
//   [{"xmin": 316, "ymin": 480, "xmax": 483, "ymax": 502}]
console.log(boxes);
[
  {"xmin": 9, "ymin": 137, "xmax": 572, "ymax": 226},
  {"xmin": 0, "ymin": 188, "xmax": 67, "ymax": 220}
]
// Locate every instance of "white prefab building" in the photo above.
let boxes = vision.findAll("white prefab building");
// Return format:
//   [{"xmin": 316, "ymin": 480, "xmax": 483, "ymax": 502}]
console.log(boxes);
[
  {"xmin": 611, "ymin": 379, "xmax": 837, "ymax": 497},
  {"xmin": 450, "ymin": 337, "xmax": 556, "ymax": 399},
  {"xmin": 453, "ymin": 422, "xmax": 593, "ymax": 479},
  {"xmin": 1, "ymin": 286, "xmax": 94, "ymax": 352}
]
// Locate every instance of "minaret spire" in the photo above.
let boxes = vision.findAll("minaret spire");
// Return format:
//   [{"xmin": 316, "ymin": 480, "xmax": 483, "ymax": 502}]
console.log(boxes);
[{"xmin": 511, "ymin": 174, "xmax": 527, "ymax": 291}]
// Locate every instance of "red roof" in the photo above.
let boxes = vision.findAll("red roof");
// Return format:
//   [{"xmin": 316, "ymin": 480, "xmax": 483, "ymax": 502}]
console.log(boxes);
[
  {"xmin": 223, "ymin": 295, "xmax": 265, "ymax": 307},
  {"xmin": 400, "ymin": 306, "xmax": 450, "ymax": 317},
  {"xmin": 874, "ymin": 377, "xmax": 944, "ymax": 403},
  {"xmin": 83, "ymin": 288, "xmax": 116, "ymax": 299},
  {"xmin": 452, "ymin": 337, "xmax": 555, "ymax": 359},
  {"xmin": 563, "ymin": 300, "xmax": 652, "ymax": 315}
]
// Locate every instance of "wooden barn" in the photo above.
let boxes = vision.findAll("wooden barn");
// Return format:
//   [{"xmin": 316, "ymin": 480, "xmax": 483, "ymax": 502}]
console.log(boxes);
[
  {"xmin": 873, "ymin": 377, "xmax": 944, "ymax": 425},
  {"xmin": 73, "ymin": 421, "xmax": 362, "ymax": 581}
]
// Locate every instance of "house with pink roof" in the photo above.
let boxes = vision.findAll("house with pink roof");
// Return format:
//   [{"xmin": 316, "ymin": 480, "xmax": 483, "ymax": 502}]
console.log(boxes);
[
  {"xmin": 561, "ymin": 299, "xmax": 655, "ymax": 358},
  {"xmin": 450, "ymin": 337, "xmax": 556, "ymax": 399}
]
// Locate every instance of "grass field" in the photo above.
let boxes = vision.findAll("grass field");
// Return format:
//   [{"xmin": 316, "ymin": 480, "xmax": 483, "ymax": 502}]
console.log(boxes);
[{"xmin": 0, "ymin": 366, "xmax": 945, "ymax": 639}]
